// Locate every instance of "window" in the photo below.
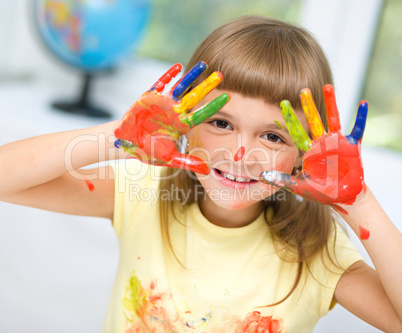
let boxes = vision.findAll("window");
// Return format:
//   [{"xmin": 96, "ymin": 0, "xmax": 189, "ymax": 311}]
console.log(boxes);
[
  {"xmin": 137, "ymin": 0, "xmax": 302, "ymax": 65},
  {"xmin": 362, "ymin": 0, "xmax": 402, "ymax": 152}
]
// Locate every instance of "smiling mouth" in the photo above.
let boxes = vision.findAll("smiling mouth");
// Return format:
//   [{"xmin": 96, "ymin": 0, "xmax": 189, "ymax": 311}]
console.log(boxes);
[{"xmin": 214, "ymin": 169, "xmax": 258, "ymax": 184}]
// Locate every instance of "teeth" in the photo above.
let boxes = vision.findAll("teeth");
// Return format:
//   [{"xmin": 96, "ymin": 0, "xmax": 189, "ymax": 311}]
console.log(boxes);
[
  {"xmin": 236, "ymin": 177, "xmax": 249, "ymax": 182},
  {"xmin": 224, "ymin": 173, "xmax": 235, "ymax": 181},
  {"xmin": 222, "ymin": 172, "xmax": 252, "ymax": 183}
]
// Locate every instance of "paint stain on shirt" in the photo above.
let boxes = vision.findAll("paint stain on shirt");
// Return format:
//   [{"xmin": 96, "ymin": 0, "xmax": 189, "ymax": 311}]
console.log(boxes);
[{"xmin": 236, "ymin": 311, "xmax": 285, "ymax": 333}]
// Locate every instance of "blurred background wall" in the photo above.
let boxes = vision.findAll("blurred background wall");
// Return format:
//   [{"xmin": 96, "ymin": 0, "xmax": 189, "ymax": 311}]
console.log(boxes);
[{"xmin": 0, "ymin": 0, "xmax": 401, "ymax": 332}]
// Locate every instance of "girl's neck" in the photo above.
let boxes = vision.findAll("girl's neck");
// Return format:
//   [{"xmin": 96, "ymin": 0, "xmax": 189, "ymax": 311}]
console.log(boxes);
[{"xmin": 198, "ymin": 197, "xmax": 264, "ymax": 228}]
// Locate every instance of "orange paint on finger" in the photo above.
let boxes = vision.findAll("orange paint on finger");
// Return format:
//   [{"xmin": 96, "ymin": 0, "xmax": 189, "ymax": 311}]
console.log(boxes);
[
  {"xmin": 300, "ymin": 88, "xmax": 325, "ymax": 139},
  {"xmin": 234, "ymin": 146, "xmax": 245, "ymax": 161},
  {"xmin": 84, "ymin": 180, "xmax": 95, "ymax": 192},
  {"xmin": 359, "ymin": 225, "xmax": 370, "ymax": 240}
]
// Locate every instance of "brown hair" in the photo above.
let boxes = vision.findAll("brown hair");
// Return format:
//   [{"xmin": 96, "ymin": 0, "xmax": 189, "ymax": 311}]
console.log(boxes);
[{"xmin": 159, "ymin": 16, "xmax": 339, "ymax": 306}]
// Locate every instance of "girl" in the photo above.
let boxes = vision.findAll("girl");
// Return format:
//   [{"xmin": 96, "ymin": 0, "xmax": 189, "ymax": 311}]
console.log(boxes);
[{"xmin": 1, "ymin": 16, "xmax": 401, "ymax": 333}]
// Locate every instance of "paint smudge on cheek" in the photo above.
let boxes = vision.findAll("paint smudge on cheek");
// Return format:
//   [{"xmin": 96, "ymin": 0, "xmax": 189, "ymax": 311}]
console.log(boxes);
[
  {"xmin": 84, "ymin": 180, "xmax": 95, "ymax": 192},
  {"xmin": 359, "ymin": 225, "xmax": 370, "ymax": 240},
  {"xmin": 234, "ymin": 146, "xmax": 245, "ymax": 161}
]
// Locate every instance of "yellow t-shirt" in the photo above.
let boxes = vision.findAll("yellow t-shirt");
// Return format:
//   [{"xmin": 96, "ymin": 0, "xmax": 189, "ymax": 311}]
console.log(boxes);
[{"xmin": 103, "ymin": 160, "xmax": 363, "ymax": 333}]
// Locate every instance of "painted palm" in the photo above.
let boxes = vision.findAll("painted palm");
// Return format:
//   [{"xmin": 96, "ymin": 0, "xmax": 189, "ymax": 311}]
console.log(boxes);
[
  {"xmin": 260, "ymin": 85, "xmax": 368, "ymax": 205},
  {"xmin": 114, "ymin": 61, "xmax": 230, "ymax": 174}
]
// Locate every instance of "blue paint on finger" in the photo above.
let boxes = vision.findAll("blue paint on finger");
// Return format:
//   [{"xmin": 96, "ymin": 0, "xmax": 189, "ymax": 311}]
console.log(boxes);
[
  {"xmin": 114, "ymin": 139, "xmax": 122, "ymax": 148},
  {"xmin": 347, "ymin": 101, "xmax": 368, "ymax": 144},
  {"xmin": 172, "ymin": 61, "xmax": 207, "ymax": 100}
]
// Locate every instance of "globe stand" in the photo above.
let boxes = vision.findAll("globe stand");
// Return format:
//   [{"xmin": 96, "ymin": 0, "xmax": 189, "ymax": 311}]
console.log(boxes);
[{"xmin": 52, "ymin": 72, "xmax": 112, "ymax": 118}]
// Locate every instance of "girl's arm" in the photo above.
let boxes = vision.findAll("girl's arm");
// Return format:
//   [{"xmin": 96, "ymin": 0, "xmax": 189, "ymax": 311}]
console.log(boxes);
[
  {"xmin": 260, "ymin": 85, "xmax": 402, "ymax": 331},
  {"xmin": 334, "ymin": 188, "xmax": 402, "ymax": 332},
  {"xmin": 0, "ymin": 120, "xmax": 124, "ymax": 219},
  {"xmin": 0, "ymin": 62, "xmax": 229, "ymax": 220}
]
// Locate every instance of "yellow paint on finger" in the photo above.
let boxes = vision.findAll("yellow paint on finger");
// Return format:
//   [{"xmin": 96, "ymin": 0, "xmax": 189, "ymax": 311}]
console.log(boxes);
[
  {"xmin": 300, "ymin": 88, "xmax": 325, "ymax": 139},
  {"xmin": 174, "ymin": 72, "xmax": 223, "ymax": 114}
]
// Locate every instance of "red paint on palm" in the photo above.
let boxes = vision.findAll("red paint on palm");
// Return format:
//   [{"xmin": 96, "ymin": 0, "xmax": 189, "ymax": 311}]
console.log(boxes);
[
  {"xmin": 262, "ymin": 85, "xmax": 368, "ymax": 206},
  {"xmin": 114, "ymin": 63, "xmax": 228, "ymax": 175},
  {"xmin": 114, "ymin": 92, "xmax": 208, "ymax": 174},
  {"xmin": 115, "ymin": 93, "xmax": 184, "ymax": 140},
  {"xmin": 284, "ymin": 133, "xmax": 364, "ymax": 205}
]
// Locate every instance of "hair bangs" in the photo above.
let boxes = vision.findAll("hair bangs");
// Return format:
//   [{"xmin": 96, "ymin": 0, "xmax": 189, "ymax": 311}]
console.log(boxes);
[{"xmin": 186, "ymin": 16, "xmax": 333, "ymax": 121}]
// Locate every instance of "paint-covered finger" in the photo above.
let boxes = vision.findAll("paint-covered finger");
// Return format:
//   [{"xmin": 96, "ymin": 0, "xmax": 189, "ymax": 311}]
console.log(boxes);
[
  {"xmin": 300, "ymin": 88, "xmax": 325, "ymax": 139},
  {"xmin": 114, "ymin": 138, "xmax": 133, "ymax": 150},
  {"xmin": 260, "ymin": 171, "xmax": 299, "ymax": 192},
  {"xmin": 171, "ymin": 61, "xmax": 207, "ymax": 100},
  {"xmin": 184, "ymin": 93, "xmax": 230, "ymax": 128},
  {"xmin": 323, "ymin": 84, "xmax": 341, "ymax": 132},
  {"xmin": 168, "ymin": 152, "xmax": 210, "ymax": 175},
  {"xmin": 151, "ymin": 63, "xmax": 183, "ymax": 93},
  {"xmin": 174, "ymin": 71, "xmax": 223, "ymax": 114},
  {"xmin": 114, "ymin": 139, "xmax": 140, "ymax": 157},
  {"xmin": 280, "ymin": 100, "xmax": 312, "ymax": 151},
  {"xmin": 347, "ymin": 101, "xmax": 368, "ymax": 144}
]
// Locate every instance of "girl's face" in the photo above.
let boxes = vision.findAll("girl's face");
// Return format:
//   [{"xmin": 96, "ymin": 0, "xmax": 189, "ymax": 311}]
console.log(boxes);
[{"xmin": 187, "ymin": 90, "xmax": 304, "ymax": 212}]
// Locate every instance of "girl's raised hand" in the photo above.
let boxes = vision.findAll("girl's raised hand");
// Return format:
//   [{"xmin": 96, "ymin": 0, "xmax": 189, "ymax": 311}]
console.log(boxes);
[
  {"xmin": 114, "ymin": 61, "xmax": 230, "ymax": 174},
  {"xmin": 260, "ymin": 84, "xmax": 368, "ymax": 206}
]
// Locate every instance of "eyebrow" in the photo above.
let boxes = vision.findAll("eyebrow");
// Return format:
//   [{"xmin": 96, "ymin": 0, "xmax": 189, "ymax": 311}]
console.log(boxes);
[
  {"xmin": 213, "ymin": 110, "xmax": 234, "ymax": 120},
  {"xmin": 213, "ymin": 111, "xmax": 289, "ymax": 134},
  {"xmin": 265, "ymin": 123, "xmax": 289, "ymax": 134}
]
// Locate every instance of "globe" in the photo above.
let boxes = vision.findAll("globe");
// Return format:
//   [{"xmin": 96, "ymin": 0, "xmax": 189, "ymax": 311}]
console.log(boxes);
[{"xmin": 34, "ymin": 0, "xmax": 152, "ymax": 117}]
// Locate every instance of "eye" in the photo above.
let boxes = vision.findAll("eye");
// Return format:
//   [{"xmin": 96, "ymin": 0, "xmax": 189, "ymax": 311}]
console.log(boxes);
[
  {"xmin": 210, "ymin": 119, "xmax": 233, "ymax": 130},
  {"xmin": 262, "ymin": 133, "xmax": 283, "ymax": 143}
]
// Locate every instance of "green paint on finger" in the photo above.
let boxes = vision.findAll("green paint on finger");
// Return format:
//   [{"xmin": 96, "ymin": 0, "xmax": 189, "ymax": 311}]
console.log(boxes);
[
  {"xmin": 280, "ymin": 100, "xmax": 312, "ymax": 151},
  {"xmin": 189, "ymin": 93, "xmax": 230, "ymax": 127}
]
